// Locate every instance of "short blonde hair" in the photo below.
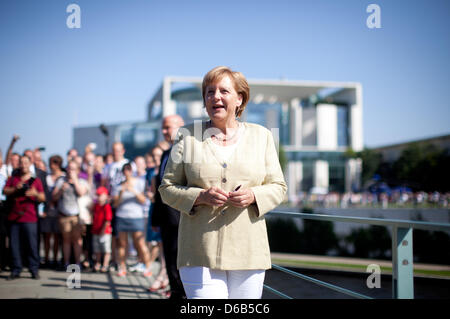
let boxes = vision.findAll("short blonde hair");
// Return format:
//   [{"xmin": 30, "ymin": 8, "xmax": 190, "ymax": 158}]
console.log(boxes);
[{"xmin": 202, "ymin": 66, "xmax": 250, "ymax": 118}]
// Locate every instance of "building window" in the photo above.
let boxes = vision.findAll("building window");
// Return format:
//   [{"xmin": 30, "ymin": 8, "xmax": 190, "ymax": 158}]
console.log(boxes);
[
  {"xmin": 118, "ymin": 124, "xmax": 158, "ymax": 159},
  {"xmin": 329, "ymin": 161, "xmax": 346, "ymax": 193},
  {"xmin": 301, "ymin": 161, "xmax": 314, "ymax": 192},
  {"xmin": 245, "ymin": 103, "xmax": 281, "ymax": 127},
  {"xmin": 302, "ymin": 106, "xmax": 317, "ymax": 146}
]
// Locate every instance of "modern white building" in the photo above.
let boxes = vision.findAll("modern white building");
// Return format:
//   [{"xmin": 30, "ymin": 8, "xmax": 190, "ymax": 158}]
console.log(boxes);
[{"xmin": 73, "ymin": 76, "xmax": 364, "ymax": 202}]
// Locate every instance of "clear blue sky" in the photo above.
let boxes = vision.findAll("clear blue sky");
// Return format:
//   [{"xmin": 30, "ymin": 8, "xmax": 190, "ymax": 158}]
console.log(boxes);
[{"xmin": 1, "ymin": 0, "xmax": 449, "ymax": 162}]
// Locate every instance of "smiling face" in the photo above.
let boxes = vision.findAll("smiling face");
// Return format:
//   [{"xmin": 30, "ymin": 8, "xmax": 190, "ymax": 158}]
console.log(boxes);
[{"xmin": 204, "ymin": 75, "xmax": 243, "ymax": 125}]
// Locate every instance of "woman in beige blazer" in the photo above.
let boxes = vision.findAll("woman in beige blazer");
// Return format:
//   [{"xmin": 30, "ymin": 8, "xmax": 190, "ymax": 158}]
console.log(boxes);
[{"xmin": 159, "ymin": 66, "xmax": 287, "ymax": 299}]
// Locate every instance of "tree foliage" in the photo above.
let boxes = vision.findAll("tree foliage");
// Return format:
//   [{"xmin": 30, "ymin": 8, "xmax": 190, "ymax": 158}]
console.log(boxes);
[{"xmin": 357, "ymin": 143, "xmax": 449, "ymax": 192}]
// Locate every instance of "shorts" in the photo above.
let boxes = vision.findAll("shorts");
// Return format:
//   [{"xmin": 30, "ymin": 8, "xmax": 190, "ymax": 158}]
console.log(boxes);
[
  {"xmin": 40, "ymin": 216, "xmax": 60, "ymax": 234},
  {"xmin": 58, "ymin": 215, "xmax": 81, "ymax": 234},
  {"xmin": 115, "ymin": 217, "xmax": 145, "ymax": 233},
  {"xmin": 92, "ymin": 234, "xmax": 112, "ymax": 254}
]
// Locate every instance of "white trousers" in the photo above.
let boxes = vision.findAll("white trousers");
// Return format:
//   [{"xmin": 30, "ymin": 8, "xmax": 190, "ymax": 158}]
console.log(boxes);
[{"xmin": 179, "ymin": 266, "xmax": 265, "ymax": 299}]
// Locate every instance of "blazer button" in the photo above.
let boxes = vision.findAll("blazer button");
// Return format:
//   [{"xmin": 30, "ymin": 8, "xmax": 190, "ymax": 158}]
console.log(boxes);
[
  {"xmin": 221, "ymin": 210, "xmax": 226, "ymax": 215},
  {"xmin": 222, "ymin": 178, "xmax": 227, "ymax": 183}
]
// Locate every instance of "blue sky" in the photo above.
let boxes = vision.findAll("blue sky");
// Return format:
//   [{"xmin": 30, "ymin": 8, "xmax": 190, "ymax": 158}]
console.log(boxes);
[{"xmin": 1, "ymin": 0, "xmax": 449, "ymax": 161}]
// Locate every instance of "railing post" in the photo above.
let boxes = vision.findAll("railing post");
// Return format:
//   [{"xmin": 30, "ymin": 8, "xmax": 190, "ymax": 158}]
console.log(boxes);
[{"xmin": 391, "ymin": 226, "xmax": 414, "ymax": 299}]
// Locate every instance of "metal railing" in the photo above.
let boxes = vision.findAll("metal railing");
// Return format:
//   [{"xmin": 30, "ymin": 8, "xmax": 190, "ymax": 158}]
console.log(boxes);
[{"xmin": 264, "ymin": 210, "xmax": 450, "ymax": 299}]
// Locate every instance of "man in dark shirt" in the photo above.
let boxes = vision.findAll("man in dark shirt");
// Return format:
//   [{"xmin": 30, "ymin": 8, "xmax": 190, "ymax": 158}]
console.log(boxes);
[{"xmin": 152, "ymin": 115, "xmax": 185, "ymax": 299}]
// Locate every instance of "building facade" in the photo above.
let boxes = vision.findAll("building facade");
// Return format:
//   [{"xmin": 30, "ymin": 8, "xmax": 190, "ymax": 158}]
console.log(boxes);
[{"xmin": 73, "ymin": 76, "xmax": 364, "ymax": 202}]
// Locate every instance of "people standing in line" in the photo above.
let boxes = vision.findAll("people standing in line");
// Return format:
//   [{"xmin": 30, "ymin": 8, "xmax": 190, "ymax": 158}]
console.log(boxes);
[
  {"xmin": 3, "ymin": 135, "xmax": 21, "ymax": 177},
  {"xmin": 128, "ymin": 155, "xmax": 150, "ymax": 273},
  {"xmin": 9, "ymin": 142, "xmax": 49, "ymax": 268},
  {"xmin": 112, "ymin": 163, "xmax": 152, "ymax": 277},
  {"xmin": 6, "ymin": 153, "xmax": 20, "ymax": 178},
  {"xmin": 104, "ymin": 142, "xmax": 129, "ymax": 271},
  {"xmin": 93, "ymin": 154, "xmax": 105, "ymax": 190},
  {"xmin": 106, "ymin": 153, "xmax": 113, "ymax": 165},
  {"xmin": 2, "ymin": 155, "xmax": 45, "ymax": 280},
  {"xmin": 40, "ymin": 155, "xmax": 65, "ymax": 269},
  {"xmin": 158, "ymin": 66, "xmax": 287, "ymax": 299},
  {"xmin": 104, "ymin": 143, "xmax": 129, "ymax": 192},
  {"xmin": 66, "ymin": 148, "xmax": 78, "ymax": 164},
  {"xmin": 78, "ymin": 150, "xmax": 95, "ymax": 270},
  {"xmin": 152, "ymin": 114, "xmax": 186, "ymax": 299},
  {"xmin": 33, "ymin": 148, "xmax": 47, "ymax": 172},
  {"xmin": 145, "ymin": 148, "xmax": 169, "ymax": 293},
  {"xmin": 52, "ymin": 160, "xmax": 88, "ymax": 269},
  {"xmin": 92, "ymin": 186, "xmax": 113, "ymax": 273},
  {"xmin": 0, "ymin": 150, "xmax": 11, "ymax": 271}
]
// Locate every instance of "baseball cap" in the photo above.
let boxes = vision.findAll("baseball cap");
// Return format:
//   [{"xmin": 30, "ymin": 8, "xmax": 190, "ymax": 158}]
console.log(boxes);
[{"xmin": 96, "ymin": 186, "xmax": 109, "ymax": 196}]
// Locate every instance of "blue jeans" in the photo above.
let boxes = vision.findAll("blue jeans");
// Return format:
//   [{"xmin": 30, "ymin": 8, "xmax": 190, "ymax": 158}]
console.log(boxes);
[{"xmin": 10, "ymin": 222, "xmax": 40, "ymax": 275}]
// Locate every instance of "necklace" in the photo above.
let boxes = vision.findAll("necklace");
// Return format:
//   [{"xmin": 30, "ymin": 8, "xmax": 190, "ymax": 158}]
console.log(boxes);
[{"xmin": 209, "ymin": 121, "xmax": 241, "ymax": 142}]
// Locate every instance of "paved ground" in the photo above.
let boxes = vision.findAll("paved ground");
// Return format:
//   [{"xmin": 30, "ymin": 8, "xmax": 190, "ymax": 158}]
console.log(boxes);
[
  {"xmin": 1, "ymin": 253, "xmax": 449, "ymax": 299},
  {"xmin": 0, "ymin": 259, "xmax": 167, "ymax": 299}
]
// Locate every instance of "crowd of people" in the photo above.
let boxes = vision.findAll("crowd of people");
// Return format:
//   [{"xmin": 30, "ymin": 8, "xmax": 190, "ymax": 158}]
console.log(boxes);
[
  {"xmin": 0, "ymin": 133, "xmax": 173, "ymax": 295},
  {"xmin": 0, "ymin": 66, "xmax": 290, "ymax": 300},
  {"xmin": 293, "ymin": 190, "xmax": 450, "ymax": 209}
]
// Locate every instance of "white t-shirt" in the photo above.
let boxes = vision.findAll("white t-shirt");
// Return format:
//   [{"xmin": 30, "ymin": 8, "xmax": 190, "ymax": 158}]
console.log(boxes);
[
  {"xmin": 106, "ymin": 159, "xmax": 129, "ymax": 195},
  {"xmin": 209, "ymin": 142, "xmax": 239, "ymax": 162}
]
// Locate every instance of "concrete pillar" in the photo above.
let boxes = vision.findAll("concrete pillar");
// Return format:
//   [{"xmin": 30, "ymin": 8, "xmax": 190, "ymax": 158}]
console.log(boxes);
[
  {"xmin": 317, "ymin": 104, "xmax": 337, "ymax": 150},
  {"xmin": 314, "ymin": 160, "xmax": 329, "ymax": 190},
  {"xmin": 350, "ymin": 103, "xmax": 363, "ymax": 152},
  {"xmin": 188, "ymin": 101, "xmax": 204, "ymax": 119},
  {"xmin": 287, "ymin": 161, "xmax": 303, "ymax": 202},
  {"xmin": 266, "ymin": 108, "xmax": 279, "ymax": 130},
  {"xmin": 345, "ymin": 158, "xmax": 362, "ymax": 192},
  {"xmin": 289, "ymin": 98, "xmax": 302, "ymax": 146},
  {"xmin": 162, "ymin": 77, "xmax": 176, "ymax": 117}
]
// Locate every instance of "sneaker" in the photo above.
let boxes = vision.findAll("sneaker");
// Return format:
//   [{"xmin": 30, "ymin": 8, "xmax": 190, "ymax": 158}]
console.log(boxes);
[
  {"xmin": 31, "ymin": 272, "xmax": 40, "ymax": 280},
  {"xmin": 129, "ymin": 262, "xmax": 145, "ymax": 273},
  {"xmin": 143, "ymin": 269, "xmax": 152, "ymax": 278},
  {"xmin": 117, "ymin": 268, "xmax": 127, "ymax": 277}
]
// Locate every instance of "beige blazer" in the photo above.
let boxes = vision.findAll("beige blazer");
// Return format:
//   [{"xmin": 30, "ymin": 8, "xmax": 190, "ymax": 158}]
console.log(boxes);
[{"xmin": 159, "ymin": 121, "xmax": 287, "ymax": 270}]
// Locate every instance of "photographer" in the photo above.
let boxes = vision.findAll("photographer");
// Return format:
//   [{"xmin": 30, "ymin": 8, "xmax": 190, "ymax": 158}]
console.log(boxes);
[
  {"xmin": 52, "ymin": 159, "xmax": 88, "ymax": 269},
  {"xmin": 2, "ymin": 155, "xmax": 45, "ymax": 280}
]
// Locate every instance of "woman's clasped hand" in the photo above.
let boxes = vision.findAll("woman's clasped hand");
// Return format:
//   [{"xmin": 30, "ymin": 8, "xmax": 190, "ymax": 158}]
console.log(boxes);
[{"xmin": 195, "ymin": 186, "xmax": 255, "ymax": 208}]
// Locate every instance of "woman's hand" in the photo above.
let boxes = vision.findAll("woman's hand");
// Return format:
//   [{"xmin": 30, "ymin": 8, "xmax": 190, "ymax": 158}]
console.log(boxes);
[
  {"xmin": 195, "ymin": 187, "xmax": 229, "ymax": 207},
  {"xmin": 227, "ymin": 188, "xmax": 256, "ymax": 208}
]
